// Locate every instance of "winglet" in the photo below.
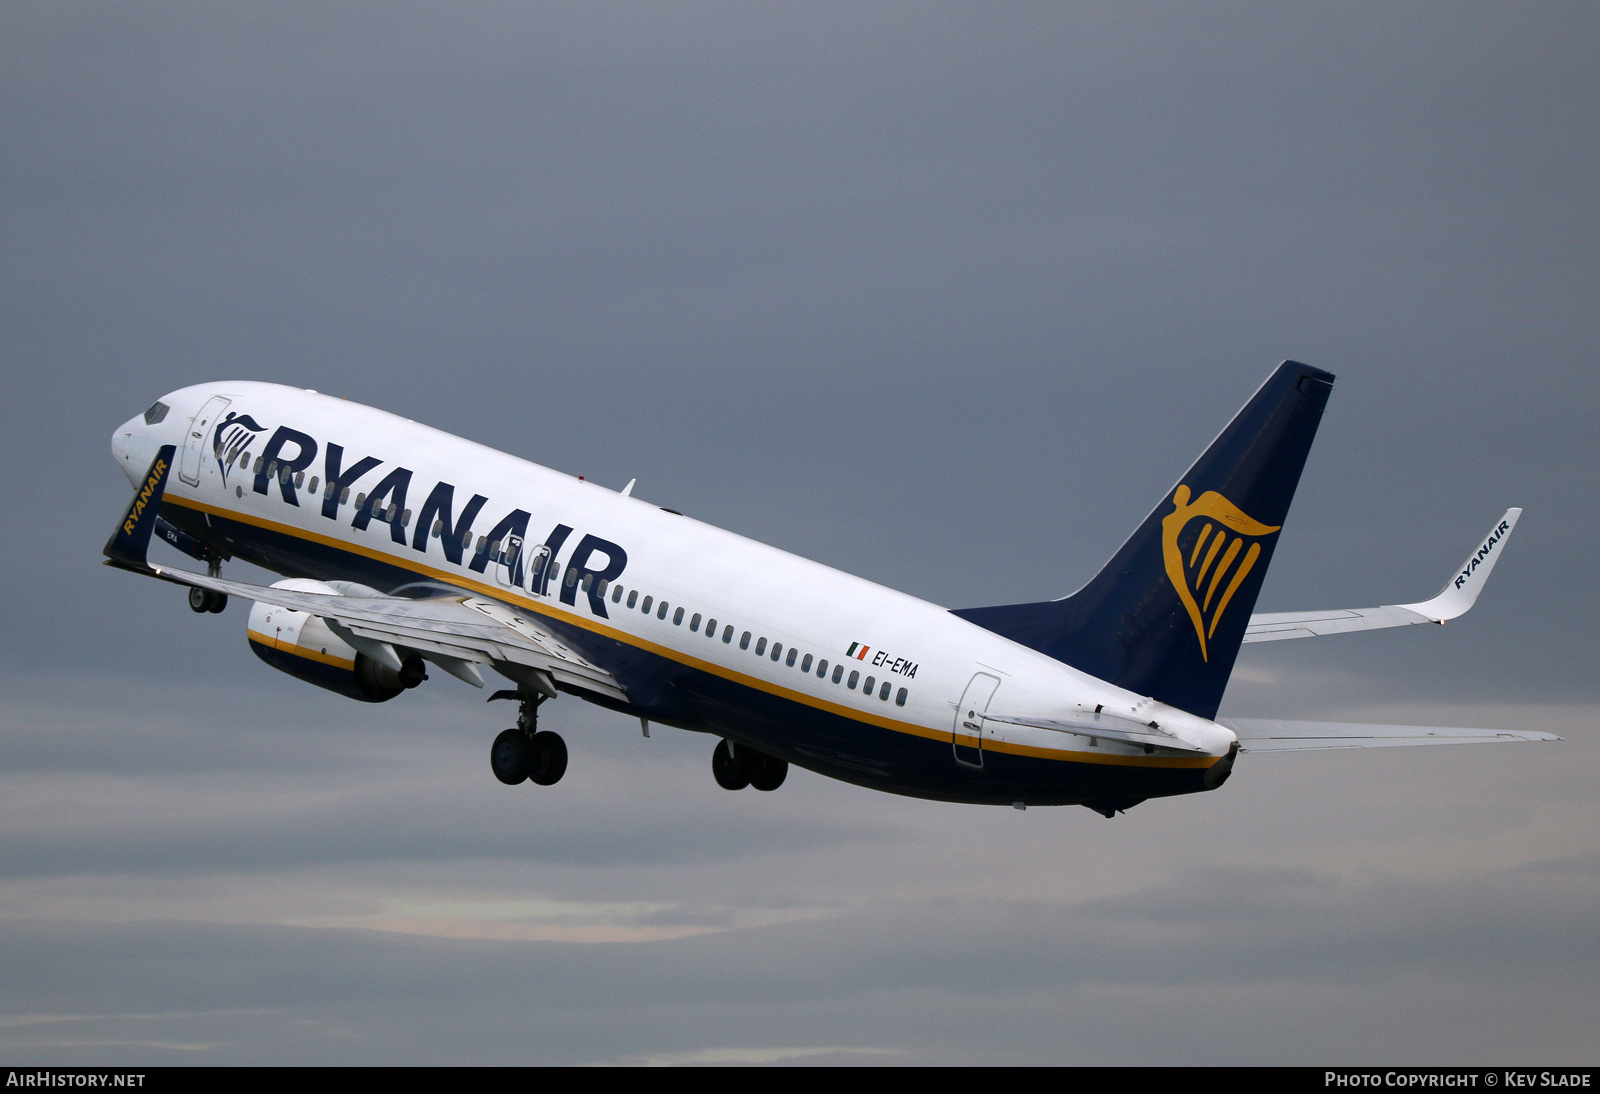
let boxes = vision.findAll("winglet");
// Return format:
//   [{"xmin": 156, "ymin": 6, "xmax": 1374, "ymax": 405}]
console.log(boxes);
[
  {"xmin": 1399, "ymin": 508, "xmax": 1521, "ymax": 622},
  {"xmin": 103, "ymin": 444, "xmax": 177, "ymax": 570}
]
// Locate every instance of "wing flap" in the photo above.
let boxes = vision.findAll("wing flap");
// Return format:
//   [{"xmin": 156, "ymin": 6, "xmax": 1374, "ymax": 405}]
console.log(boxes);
[{"xmin": 1244, "ymin": 605, "xmax": 1432, "ymax": 642}]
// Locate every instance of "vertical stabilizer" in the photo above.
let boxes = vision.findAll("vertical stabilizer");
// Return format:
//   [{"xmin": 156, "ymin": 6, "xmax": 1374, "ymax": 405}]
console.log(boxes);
[{"xmin": 952, "ymin": 362, "xmax": 1334, "ymax": 719}]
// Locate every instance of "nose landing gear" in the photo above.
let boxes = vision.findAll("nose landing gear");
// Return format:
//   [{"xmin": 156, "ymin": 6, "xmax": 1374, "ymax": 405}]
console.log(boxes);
[
  {"xmin": 712, "ymin": 739, "xmax": 787, "ymax": 792},
  {"xmin": 488, "ymin": 691, "xmax": 567, "ymax": 787}
]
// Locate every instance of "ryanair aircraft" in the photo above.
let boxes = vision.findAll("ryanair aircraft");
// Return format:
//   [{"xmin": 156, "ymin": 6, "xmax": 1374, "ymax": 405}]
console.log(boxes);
[{"xmin": 105, "ymin": 362, "xmax": 1554, "ymax": 816}]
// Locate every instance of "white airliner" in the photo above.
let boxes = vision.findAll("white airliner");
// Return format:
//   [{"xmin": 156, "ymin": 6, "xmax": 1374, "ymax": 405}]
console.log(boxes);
[{"xmin": 105, "ymin": 362, "xmax": 1555, "ymax": 816}]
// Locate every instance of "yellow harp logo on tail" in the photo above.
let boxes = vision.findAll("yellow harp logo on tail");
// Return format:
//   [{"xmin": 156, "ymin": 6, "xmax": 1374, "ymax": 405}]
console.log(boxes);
[{"xmin": 1161, "ymin": 486, "xmax": 1280, "ymax": 661}]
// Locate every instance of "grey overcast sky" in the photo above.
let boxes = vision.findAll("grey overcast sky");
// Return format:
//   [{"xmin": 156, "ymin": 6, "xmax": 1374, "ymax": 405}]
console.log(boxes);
[{"xmin": 2, "ymin": 3, "xmax": 1597, "ymax": 1065}]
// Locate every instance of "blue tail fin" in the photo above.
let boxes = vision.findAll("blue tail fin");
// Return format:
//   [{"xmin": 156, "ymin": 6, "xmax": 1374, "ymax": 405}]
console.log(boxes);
[{"xmin": 951, "ymin": 361, "xmax": 1334, "ymax": 719}]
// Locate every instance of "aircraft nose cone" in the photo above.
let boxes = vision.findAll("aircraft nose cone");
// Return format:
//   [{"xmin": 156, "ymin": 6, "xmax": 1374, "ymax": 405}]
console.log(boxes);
[
  {"xmin": 111, "ymin": 419, "xmax": 135, "ymax": 464},
  {"xmin": 111, "ymin": 414, "xmax": 159, "ymax": 486}
]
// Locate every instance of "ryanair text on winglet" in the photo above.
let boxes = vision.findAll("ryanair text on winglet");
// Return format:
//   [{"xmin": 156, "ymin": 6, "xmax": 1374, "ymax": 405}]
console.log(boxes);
[
  {"xmin": 1454, "ymin": 518, "xmax": 1511, "ymax": 590},
  {"xmin": 122, "ymin": 456, "xmax": 168, "ymax": 535}
]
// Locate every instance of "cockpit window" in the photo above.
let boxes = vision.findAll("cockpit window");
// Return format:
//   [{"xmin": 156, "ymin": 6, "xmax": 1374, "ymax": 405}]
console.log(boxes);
[{"xmin": 143, "ymin": 401, "xmax": 169, "ymax": 425}]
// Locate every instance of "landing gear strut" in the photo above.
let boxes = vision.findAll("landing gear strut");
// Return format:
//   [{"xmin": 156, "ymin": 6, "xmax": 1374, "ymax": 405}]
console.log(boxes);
[
  {"xmin": 488, "ymin": 691, "xmax": 567, "ymax": 786},
  {"xmin": 712, "ymin": 739, "xmax": 787, "ymax": 792}
]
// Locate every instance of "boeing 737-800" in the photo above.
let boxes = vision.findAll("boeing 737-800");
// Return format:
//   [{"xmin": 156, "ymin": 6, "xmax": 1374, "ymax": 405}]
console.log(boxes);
[{"xmin": 104, "ymin": 361, "xmax": 1555, "ymax": 816}]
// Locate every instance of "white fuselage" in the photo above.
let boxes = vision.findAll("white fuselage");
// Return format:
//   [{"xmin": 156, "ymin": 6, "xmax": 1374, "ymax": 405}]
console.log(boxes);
[{"xmin": 113, "ymin": 382, "xmax": 1234, "ymax": 805}]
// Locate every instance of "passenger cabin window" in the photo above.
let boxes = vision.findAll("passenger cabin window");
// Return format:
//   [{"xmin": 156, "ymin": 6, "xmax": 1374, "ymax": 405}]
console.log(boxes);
[
  {"xmin": 612, "ymin": 585, "xmax": 624, "ymax": 603},
  {"xmin": 720, "ymin": 624, "xmax": 731, "ymax": 643},
  {"xmin": 864, "ymin": 675, "xmax": 875, "ymax": 695},
  {"xmin": 815, "ymin": 658, "xmax": 827, "ymax": 678},
  {"xmin": 657, "ymin": 601, "xmax": 669, "ymax": 620},
  {"xmin": 739, "ymin": 631, "xmax": 750, "ymax": 650},
  {"xmin": 786, "ymin": 648, "xmax": 798, "ymax": 668},
  {"xmin": 627, "ymin": 590, "xmax": 638, "ymax": 609},
  {"xmin": 895, "ymin": 687, "xmax": 908, "ymax": 707},
  {"xmin": 879, "ymin": 681, "xmax": 891, "ymax": 701},
  {"xmin": 831, "ymin": 664, "xmax": 843, "ymax": 684},
  {"xmin": 689, "ymin": 613, "xmax": 701, "ymax": 632},
  {"xmin": 847, "ymin": 670, "xmax": 859, "ymax": 690},
  {"xmin": 800, "ymin": 654, "xmax": 812, "ymax": 673},
  {"xmin": 770, "ymin": 643, "xmax": 782, "ymax": 662},
  {"xmin": 641, "ymin": 595, "xmax": 653, "ymax": 614},
  {"xmin": 754, "ymin": 637, "xmax": 766, "ymax": 656},
  {"xmin": 673, "ymin": 607, "xmax": 684, "ymax": 625}
]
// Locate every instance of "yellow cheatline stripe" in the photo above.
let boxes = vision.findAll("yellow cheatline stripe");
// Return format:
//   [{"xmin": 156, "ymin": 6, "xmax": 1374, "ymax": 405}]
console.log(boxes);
[
  {"xmin": 246, "ymin": 628, "xmax": 357, "ymax": 670},
  {"xmin": 168, "ymin": 495, "xmax": 1217, "ymax": 771}
]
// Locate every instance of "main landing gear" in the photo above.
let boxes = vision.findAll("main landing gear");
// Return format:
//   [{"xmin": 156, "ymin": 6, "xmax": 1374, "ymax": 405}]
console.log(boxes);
[
  {"xmin": 488, "ymin": 691, "xmax": 567, "ymax": 787},
  {"xmin": 186, "ymin": 556, "xmax": 227, "ymax": 614},
  {"xmin": 712, "ymin": 738, "xmax": 787, "ymax": 792},
  {"xmin": 188, "ymin": 586, "xmax": 227, "ymax": 614}
]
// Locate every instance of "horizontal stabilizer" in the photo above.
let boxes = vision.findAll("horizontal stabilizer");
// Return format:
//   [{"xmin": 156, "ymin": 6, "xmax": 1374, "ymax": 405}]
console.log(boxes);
[
  {"xmin": 1220, "ymin": 717, "xmax": 1559, "ymax": 752},
  {"xmin": 982, "ymin": 711, "xmax": 1210, "ymax": 754},
  {"xmin": 1245, "ymin": 509, "xmax": 1520, "ymax": 642}
]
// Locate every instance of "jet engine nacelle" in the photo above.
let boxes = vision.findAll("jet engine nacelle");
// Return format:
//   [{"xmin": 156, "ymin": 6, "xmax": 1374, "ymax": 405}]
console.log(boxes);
[{"xmin": 246, "ymin": 579, "xmax": 426, "ymax": 702}]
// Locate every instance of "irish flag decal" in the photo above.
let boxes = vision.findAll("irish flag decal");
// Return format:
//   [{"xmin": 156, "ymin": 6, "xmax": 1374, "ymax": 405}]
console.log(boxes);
[{"xmin": 845, "ymin": 642, "xmax": 871, "ymax": 660}]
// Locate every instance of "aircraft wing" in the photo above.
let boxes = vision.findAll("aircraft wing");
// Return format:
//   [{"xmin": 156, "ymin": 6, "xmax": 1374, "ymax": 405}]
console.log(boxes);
[
  {"xmin": 157, "ymin": 566, "xmax": 628, "ymax": 701},
  {"xmin": 102, "ymin": 444, "xmax": 625, "ymax": 701},
  {"xmin": 146, "ymin": 565, "xmax": 628, "ymax": 702},
  {"xmin": 1243, "ymin": 508, "xmax": 1520, "ymax": 643},
  {"xmin": 1219, "ymin": 717, "xmax": 1559, "ymax": 752}
]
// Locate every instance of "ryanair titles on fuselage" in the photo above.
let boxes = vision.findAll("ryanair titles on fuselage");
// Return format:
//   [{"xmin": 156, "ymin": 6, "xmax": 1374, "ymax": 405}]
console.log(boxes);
[{"xmin": 210, "ymin": 415, "xmax": 629, "ymax": 618}]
